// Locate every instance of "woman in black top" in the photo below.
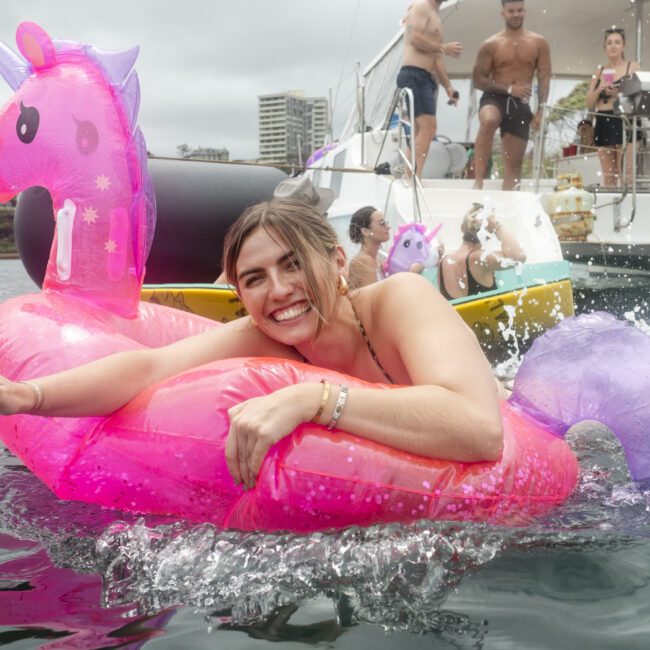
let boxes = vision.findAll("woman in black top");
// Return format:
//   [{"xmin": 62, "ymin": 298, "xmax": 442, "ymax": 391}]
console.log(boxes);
[
  {"xmin": 438, "ymin": 203, "xmax": 526, "ymax": 301},
  {"xmin": 586, "ymin": 28, "xmax": 640, "ymax": 188}
]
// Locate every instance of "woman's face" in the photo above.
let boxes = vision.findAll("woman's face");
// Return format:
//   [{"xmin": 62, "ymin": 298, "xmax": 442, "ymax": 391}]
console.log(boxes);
[
  {"xmin": 235, "ymin": 226, "xmax": 340, "ymax": 346},
  {"xmin": 604, "ymin": 33, "xmax": 625, "ymax": 58},
  {"xmin": 366, "ymin": 211, "xmax": 391, "ymax": 244}
]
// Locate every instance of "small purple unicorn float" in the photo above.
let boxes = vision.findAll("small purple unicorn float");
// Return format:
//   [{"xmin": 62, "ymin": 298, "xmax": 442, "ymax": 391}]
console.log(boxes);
[{"xmin": 383, "ymin": 222, "xmax": 443, "ymax": 275}]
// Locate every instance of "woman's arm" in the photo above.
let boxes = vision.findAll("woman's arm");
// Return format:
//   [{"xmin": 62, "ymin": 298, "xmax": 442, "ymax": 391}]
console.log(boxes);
[
  {"xmin": 585, "ymin": 66, "xmax": 603, "ymax": 112},
  {"xmin": 472, "ymin": 216, "xmax": 526, "ymax": 274},
  {"xmin": 0, "ymin": 317, "xmax": 297, "ymax": 417},
  {"xmin": 335, "ymin": 274, "xmax": 503, "ymax": 460},
  {"xmin": 226, "ymin": 274, "xmax": 503, "ymax": 488},
  {"xmin": 483, "ymin": 216, "xmax": 527, "ymax": 268}
]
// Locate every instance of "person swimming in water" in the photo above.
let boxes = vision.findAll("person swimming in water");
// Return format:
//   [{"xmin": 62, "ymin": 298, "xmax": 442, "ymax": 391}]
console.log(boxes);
[{"xmin": 0, "ymin": 199, "xmax": 505, "ymax": 489}]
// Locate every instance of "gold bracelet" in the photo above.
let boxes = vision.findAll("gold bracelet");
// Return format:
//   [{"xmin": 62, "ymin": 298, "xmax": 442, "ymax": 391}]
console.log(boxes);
[
  {"xmin": 327, "ymin": 384, "xmax": 349, "ymax": 430},
  {"xmin": 312, "ymin": 380, "xmax": 330, "ymax": 423},
  {"xmin": 18, "ymin": 381, "xmax": 44, "ymax": 413}
]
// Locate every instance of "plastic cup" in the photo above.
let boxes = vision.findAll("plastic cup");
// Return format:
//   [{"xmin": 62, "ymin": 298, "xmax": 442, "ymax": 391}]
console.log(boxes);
[{"xmin": 603, "ymin": 69, "xmax": 615, "ymax": 86}]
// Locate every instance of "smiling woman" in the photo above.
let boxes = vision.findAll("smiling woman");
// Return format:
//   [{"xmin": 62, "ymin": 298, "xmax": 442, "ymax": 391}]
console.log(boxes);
[
  {"xmin": 219, "ymin": 198, "xmax": 505, "ymax": 485},
  {"xmin": 0, "ymin": 196, "xmax": 587, "ymax": 530},
  {"xmin": 1, "ymin": 198, "xmax": 506, "ymax": 486}
]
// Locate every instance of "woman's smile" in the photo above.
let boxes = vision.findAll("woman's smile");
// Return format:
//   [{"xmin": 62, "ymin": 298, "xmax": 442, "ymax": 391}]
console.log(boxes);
[{"xmin": 269, "ymin": 301, "xmax": 311, "ymax": 323}]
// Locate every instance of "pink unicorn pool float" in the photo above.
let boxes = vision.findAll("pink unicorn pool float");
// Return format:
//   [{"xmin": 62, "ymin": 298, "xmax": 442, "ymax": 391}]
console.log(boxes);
[
  {"xmin": 384, "ymin": 222, "xmax": 443, "ymax": 275},
  {"xmin": 1, "ymin": 23, "xmax": 650, "ymax": 533}
]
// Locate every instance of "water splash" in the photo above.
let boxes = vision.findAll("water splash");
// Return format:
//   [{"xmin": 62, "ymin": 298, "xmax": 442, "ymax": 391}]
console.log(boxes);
[{"xmin": 1, "ymin": 413, "xmax": 650, "ymax": 635}]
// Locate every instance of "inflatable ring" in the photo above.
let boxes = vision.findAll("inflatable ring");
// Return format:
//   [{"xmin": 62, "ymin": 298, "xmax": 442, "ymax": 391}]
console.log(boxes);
[{"xmin": 0, "ymin": 291, "xmax": 578, "ymax": 532}]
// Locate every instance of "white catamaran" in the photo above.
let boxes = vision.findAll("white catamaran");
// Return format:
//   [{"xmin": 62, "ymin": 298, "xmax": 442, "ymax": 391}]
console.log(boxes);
[{"xmin": 304, "ymin": 0, "xmax": 650, "ymax": 358}]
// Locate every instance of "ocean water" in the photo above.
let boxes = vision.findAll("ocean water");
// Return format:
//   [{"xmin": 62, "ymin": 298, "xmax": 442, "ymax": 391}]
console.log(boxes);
[{"xmin": 1, "ymin": 258, "xmax": 650, "ymax": 649}]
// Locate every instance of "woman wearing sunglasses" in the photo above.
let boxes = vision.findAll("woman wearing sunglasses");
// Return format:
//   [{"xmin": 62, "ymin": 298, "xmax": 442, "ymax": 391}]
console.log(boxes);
[
  {"xmin": 348, "ymin": 206, "xmax": 391, "ymax": 289},
  {"xmin": 585, "ymin": 27, "xmax": 640, "ymax": 188}
]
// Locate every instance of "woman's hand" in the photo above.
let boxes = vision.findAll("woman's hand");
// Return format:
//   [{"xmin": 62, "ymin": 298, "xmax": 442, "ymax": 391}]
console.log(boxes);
[
  {"xmin": 225, "ymin": 383, "xmax": 320, "ymax": 489},
  {"xmin": 486, "ymin": 212, "xmax": 500, "ymax": 234}
]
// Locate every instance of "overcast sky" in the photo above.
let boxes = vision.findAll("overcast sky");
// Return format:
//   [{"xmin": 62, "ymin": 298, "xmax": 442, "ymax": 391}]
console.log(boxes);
[
  {"xmin": 0, "ymin": 0, "xmax": 577, "ymax": 160},
  {"xmin": 0, "ymin": 0, "xmax": 411, "ymax": 159}
]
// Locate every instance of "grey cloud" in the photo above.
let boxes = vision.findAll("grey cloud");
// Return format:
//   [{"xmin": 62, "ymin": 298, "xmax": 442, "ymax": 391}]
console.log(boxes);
[{"xmin": 0, "ymin": 0, "xmax": 404, "ymax": 159}]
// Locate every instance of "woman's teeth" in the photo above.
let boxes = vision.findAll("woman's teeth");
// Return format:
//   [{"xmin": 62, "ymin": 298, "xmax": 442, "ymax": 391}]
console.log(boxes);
[{"xmin": 273, "ymin": 304, "xmax": 309, "ymax": 322}]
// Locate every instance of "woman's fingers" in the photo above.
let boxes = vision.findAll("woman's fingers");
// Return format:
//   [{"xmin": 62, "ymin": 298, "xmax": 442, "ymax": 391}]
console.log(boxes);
[
  {"xmin": 236, "ymin": 419, "xmax": 252, "ymax": 488},
  {"xmin": 225, "ymin": 421, "xmax": 242, "ymax": 485},
  {"xmin": 226, "ymin": 403, "xmax": 246, "ymax": 485},
  {"xmin": 248, "ymin": 437, "xmax": 271, "ymax": 482}
]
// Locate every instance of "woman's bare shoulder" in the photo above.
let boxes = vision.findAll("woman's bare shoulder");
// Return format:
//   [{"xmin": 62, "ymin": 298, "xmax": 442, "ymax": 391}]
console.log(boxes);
[{"xmin": 368, "ymin": 272, "xmax": 445, "ymax": 320}]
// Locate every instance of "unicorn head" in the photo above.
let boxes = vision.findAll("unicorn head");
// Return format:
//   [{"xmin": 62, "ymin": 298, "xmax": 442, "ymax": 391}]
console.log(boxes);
[
  {"xmin": 384, "ymin": 222, "xmax": 442, "ymax": 275},
  {"xmin": 0, "ymin": 22, "xmax": 155, "ymax": 317}
]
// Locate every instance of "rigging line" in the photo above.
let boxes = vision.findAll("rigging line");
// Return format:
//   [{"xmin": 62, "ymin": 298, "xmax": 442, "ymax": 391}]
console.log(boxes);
[{"xmin": 331, "ymin": 0, "xmax": 362, "ymax": 116}]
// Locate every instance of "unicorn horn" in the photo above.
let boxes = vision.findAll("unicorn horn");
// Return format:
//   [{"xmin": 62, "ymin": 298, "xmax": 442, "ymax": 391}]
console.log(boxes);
[
  {"xmin": 426, "ymin": 223, "xmax": 443, "ymax": 242},
  {"xmin": 0, "ymin": 41, "xmax": 28, "ymax": 90}
]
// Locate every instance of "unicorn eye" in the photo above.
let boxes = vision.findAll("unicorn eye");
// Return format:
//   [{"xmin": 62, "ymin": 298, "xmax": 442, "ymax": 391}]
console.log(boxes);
[
  {"xmin": 16, "ymin": 101, "xmax": 39, "ymax": 144},
  {"xmin": 417, "ymin": 242, "xmax": 423, "ymax": 249},
  {"xmin": 75, "ymin": 118, "xmax": 99, "ymax": 155},
  {"xmin": 403, "ymin": 240, "xmax": 411, "ymax": 248}
]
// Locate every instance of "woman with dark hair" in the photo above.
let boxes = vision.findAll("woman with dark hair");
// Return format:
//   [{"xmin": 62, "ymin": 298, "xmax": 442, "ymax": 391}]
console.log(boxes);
[
  {"xmin": 438, "ymin": 203, "xmax": 526, "ymax": 300},
  {"xmin": 585, "ymin": 27, "xmax": 640, "ymax": 187},
  {"xmin": 347, "ymin": 206, "xmax": 391, "ymax": 289},
  {"xmin": 0, "ymin": 199, "xmax": 505, "ymax": 488}
]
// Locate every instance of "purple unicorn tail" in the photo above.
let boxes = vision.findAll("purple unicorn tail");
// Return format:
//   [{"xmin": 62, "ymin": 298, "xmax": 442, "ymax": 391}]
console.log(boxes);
[{"xmin": 510, "ymin": 312, "xmax": 650, "ymax": 482}]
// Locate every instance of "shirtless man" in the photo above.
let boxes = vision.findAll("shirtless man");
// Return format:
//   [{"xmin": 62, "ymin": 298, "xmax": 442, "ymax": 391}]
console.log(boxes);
[
  {"xmin": 471, "ymin": 0, "xmax": 551, "ymax": 190},
  {"xmin": 397, "ymin": 0, "xmax": 462, "ymax": 178}
]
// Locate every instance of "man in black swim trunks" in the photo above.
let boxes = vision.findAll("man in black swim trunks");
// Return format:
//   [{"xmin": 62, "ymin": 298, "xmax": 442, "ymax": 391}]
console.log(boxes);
[
  {"xmin": 471, "ymin": 0, "xmax": 551, "ymax": 190},
  {"xmin": 397, "ymin": 0, "xmax": 462, "ymax": 178}
]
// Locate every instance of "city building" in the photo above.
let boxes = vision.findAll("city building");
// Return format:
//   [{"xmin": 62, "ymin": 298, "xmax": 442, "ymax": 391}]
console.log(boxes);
[{"xmin": 258, "ymin": 90, "xmax": 329, "ymax": 167}]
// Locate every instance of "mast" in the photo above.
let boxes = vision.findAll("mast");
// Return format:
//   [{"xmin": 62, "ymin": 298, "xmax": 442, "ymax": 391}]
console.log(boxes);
[{"xmin": 635, "ymin": 0, "xmax": 646, "ymax": 65}]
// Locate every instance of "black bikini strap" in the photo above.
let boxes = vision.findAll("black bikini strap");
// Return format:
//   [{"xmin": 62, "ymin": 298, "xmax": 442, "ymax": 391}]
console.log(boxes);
[{"xmin": 347, "ymin": 295, "xmax": 396, "ymax": 384}]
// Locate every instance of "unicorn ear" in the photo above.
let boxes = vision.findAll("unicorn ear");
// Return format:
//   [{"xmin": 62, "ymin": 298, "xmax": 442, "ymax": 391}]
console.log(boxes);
[
  {"xmin": 122, "ymin": 71, "xmax": 141, "ymax": 133},
  {"xmin": 16, "ymin": 22, "xmax": 56, "ymax": 70},
  {"xmin": 91, "ymin": 45, "xmax": 139, "ymax": 86}
]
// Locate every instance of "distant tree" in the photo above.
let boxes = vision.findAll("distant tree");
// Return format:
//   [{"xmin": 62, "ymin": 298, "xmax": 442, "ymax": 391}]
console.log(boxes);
[
  {"xmin": 547, "ymin": 81, "xmax": 589, "ymax": 124},
  {"xmin": 177, "ymin": 144, "xmax": 191, "ymax": 158}
]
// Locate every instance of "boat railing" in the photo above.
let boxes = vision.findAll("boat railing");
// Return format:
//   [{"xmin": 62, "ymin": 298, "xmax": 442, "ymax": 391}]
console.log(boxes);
[
  {"xmin": 387, "ymin": 87, "xmax": 439, "ymax": 226},
  {"xmin": 534, "ymin": 102, "xmax": 649, "ymax": 230}
]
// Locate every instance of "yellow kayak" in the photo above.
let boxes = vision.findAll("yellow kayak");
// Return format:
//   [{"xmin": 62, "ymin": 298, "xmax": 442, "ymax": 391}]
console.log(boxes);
[{"xmin": 142, "ymin": 261, "xmax": 574, "ymax": 358}]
